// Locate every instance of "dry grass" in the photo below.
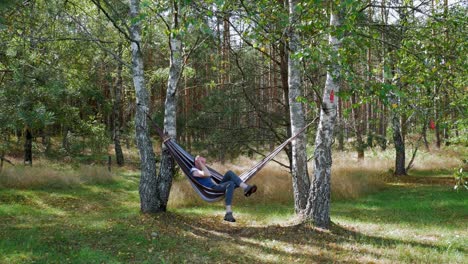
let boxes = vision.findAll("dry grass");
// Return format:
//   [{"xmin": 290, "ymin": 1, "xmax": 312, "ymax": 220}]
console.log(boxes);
[
  {"xmin": 0, "ymin": 165, "xmax": 115, "ymax": 189},
  {"xmin": 169, "ymin": 153, "xmax": 387, "ymax": 207},
  {"xmin": 331, "ymin": 151, "xmax": 390, "ymax": 199},
  {"xmin": 410, "ymin": 148, "xmax": 464, "ymax": 171},
  {"xmin": 169, "ymin": 148, "xmax": 464, "ymax": 207}
]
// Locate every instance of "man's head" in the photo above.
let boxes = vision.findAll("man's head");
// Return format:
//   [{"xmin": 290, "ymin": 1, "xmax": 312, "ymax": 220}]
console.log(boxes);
[{"xmin": 194, "ymin": 155, "xmax": 206, "ymax": 169}]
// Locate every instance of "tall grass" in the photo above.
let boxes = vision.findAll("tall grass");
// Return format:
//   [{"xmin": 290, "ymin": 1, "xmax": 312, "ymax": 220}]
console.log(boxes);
[
  {"xmin": 0, "ymin": 165, "xmax": 115, "ymax": 189},
  {"xmin": 169, "ymin": 153, "xmax": 388, "ymax": 207},
  {"xmin": 169, "ymin": 148, "xmax": 464, "ymax": 207}
]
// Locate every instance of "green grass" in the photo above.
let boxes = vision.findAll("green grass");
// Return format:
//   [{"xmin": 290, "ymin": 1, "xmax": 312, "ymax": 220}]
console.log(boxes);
[{"xmin": 0, "ymin": 170, "xmax": 466, "ymax": 263}]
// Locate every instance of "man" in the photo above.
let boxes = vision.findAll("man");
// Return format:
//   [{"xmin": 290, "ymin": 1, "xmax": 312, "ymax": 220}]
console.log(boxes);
[{"xmin": 191, "ymin": 155, "xmax": 257, "ymax": 222}]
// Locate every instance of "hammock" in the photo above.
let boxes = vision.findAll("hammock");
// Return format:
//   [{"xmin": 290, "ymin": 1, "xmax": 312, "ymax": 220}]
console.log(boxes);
[{"xmin": 150, "ymin": 118, "xmax": 314, "ymax": 202}]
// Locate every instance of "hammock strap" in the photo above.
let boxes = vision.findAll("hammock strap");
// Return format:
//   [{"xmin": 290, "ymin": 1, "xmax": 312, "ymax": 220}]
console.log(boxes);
[{"xmin": 239, "ymin": 119, "xmax": 316, "ymax": 182}]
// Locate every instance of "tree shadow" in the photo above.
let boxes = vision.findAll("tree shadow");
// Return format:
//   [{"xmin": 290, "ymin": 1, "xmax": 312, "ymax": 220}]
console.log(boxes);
[{"xmin": 150, "ymin": 211, "xmax": 465, "ymax": 263}]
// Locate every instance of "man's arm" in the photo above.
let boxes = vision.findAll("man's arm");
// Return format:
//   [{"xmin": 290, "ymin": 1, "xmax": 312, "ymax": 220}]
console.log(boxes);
[
  {"xmin": 199, "ymin": 162, "xmax": 211, "ymax": 177},
  {"xmin": 193, "ymin": 158, "xmax": 211, "ymax": 178}
]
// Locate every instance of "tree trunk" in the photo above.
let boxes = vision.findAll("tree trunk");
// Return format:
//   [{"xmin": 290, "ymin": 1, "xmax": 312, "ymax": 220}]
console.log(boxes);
[
  {"xmin": 279, "ymin": 40, "xmax": 293, "ymax": 167},
  {"xmin": 113, "ymin": 43, "xmax": 124, "ymax": 166},
  {"xmin": 288, "ymin": 0, "xmax": 310, "ymax": 214},
  {"xmin": 431, "ymin": 0, "xmax": 442, "ymax": 149},
  {"xmin": 351, "ymin": 95, "xmax": 365, "ymax": 159},
  {"xmin": 157, "ymin": 0, "xmax": 183, "ymax": 212},
  {"xmin": 24, "ymin": 128, "xmax": 32, "ymax": 166},
  {"xmin": 0, "ymin": 151, "xmax": 3, "ymax": 173},
  {"xmin": 379, "ymin": 0, "xmax": 389, "ymax": 151},
  {"xmin": 129, "ymin": 0, "xmax": 159, "ymax": 213},
  {"xmin": 305, "ymin": 1, "xmax": 342, "ymax": 229},
  {"xmin": 337, "ymin": 96, "xmax": 344, "ymax": 151},
  {"xmin": 392, "ymin": 0, "xmax": 407, "ymax": 176},
  {"xmin": 390, "ymin": 94, "xmax": 406, "ymax": 176},
  {"xmin": 366, "ymin": 3, "xmax": 374, "ymax": 149},
  {"xmin": 62, "ymin": 126, "xmax": 69, "ymax": 153},
  {"xmin": 422, "ymin": 120, "xmax": 430, "ymax": 151}
]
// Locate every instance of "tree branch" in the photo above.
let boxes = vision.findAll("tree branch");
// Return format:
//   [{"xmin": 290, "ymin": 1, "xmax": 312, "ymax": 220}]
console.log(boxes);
[
  {"xmin": 65, "ymin": 12, "xmax": 132, "ymax": 69},
  {"xmin": 89, "ymin": 0, "xmax": 134, "ymax": 43}
]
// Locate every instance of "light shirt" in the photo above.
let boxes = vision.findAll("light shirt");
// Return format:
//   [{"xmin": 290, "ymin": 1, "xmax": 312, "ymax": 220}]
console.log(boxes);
[{"xmin": 190, "ymin": 167, "xmax": 216, "ymax": 188}]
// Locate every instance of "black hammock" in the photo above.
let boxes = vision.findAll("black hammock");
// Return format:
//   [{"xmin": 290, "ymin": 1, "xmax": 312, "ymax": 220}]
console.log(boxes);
[{"xmin": 150, "ymin": 119, "xmax": 314, "ymax": 202}]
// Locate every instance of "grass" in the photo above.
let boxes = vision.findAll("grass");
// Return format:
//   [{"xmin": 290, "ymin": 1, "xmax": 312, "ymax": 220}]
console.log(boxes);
[
  {"xmin": 0, "ymin": 166, "xmax": 466, "ymax": 263},
  {"xmin": 0, "ymin": 147, "xmax": 466, "ymax": 263},
  {"xmin": 0, "ymin": 165, "xmax": 116, "ymax": 189}
]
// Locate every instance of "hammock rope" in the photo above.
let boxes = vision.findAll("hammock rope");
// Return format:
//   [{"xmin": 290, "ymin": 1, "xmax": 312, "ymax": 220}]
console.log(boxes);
[{"xmin": 147, "ymin": 114, "xmax": 315, "ymax": 202}]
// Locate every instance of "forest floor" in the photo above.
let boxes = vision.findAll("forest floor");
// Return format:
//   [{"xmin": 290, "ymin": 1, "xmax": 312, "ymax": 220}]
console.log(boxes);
[
  {"xmin": 0, "ymin": 165, "xmax": 466, "ymax": 263},
  {"xmin": 0, "ymin": 146, "xmax": 467, "ymax": 263}
]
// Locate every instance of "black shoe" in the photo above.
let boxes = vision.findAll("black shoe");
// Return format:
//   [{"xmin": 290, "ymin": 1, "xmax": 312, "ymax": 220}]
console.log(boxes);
[
  {"xmin": 244, "ymin": 185, "xmax": 257, "ymax": 197},
  {"xmin": 224, "ymin": 212, "xmax": 236, "ymax": 222}
]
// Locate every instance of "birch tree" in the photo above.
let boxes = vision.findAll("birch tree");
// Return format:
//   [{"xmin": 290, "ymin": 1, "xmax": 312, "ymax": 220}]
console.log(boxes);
[
  {"xmin": 156, "ymin": 0, "xmax": 183, "ymax": 211},
  {"xmin": 288, "ymin": 0, "xmax": 310, "ymax": 213},
  {"xmin": 129, "ymin": 0, "xmax": 159, "ymax": 213},
  {"xmin": 305, "ymin": 0, "xmax": 343, "ymax": 228}
]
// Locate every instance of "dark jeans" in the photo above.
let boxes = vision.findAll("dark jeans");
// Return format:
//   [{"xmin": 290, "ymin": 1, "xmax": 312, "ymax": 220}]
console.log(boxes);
[{"xmin": 212, "ymin": 170, "xmax": 242, "ymax": 206}]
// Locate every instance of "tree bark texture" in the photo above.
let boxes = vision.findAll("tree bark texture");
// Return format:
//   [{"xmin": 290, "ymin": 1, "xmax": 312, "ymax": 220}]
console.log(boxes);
[
  {"xmin": 129, "ymin": 0, "xmax": 159, "ymax": 213},
  {"xmin": 157, "ymin": 0, "xmax": 183, "ymax": 211},
  {"xmin": 305, "ymin": 3, "xmax": 342, "ymax": 229},
  {"xmin": 288, "ymin": 0, "xmax": 310, "ymax": 214}
]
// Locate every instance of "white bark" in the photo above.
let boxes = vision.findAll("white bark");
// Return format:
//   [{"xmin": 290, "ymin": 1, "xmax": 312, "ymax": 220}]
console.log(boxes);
[
  {"xmin": 288, "ymin": 0, "xmax": 310, "ymax": 214},
  {"xmin": 157, "ymin": 0, "xmax": 183, "ymax": 210},
  {"xmin": 305, "ymin": 3, "xmax": 343, "ymax": 228},
  {"xmin": 129, "ymin": 0, "xmax": 158, "ymax": 213}
]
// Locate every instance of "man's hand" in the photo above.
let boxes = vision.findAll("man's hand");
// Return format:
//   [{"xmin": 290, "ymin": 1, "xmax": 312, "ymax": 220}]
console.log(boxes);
[{"xmin": 195, "ymin": 156, "xmax": 211, "ymax": 177}]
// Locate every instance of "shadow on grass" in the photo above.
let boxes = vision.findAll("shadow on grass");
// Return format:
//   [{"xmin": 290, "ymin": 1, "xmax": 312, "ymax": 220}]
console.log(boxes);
[
  {"xmin": 1, "ymin": 173, "xmax": 466, "ymax": 263},
  {"xmin": 144, "ymin": 211, "xmax": 465, "ymax": 263}
]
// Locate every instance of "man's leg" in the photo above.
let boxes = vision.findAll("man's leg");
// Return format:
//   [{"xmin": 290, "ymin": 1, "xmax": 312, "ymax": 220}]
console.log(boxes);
[
  {"xmin": 223, "ymin": 171, "xmax": 257, "ymax": 197},
  {"xmin": 212, "ymin": 181, "xmax": 236, "ymax": 222},
  {"xmin": 212, "ymin": 181, "xmax": 235, "ymax": 206},
  {"xmin": 222, "ymin": 170, "xmax": 246, "ymax": 188}
]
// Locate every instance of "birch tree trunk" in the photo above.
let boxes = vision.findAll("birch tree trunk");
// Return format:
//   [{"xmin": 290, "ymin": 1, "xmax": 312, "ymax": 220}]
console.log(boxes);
[
  {"xmin": 157, "ymin": 0, "xmax": 183, "ymax": 211},
  {"xmin": 305, "ymin": 2, "xmax": 342, "ymax": 228},
  {"xmin": 129, "ymin": 0, "xmax": 158, "ymax": 213},
  {"xmin": 288, "ymin": 0, "xmax": 310, "ymax": 214}
]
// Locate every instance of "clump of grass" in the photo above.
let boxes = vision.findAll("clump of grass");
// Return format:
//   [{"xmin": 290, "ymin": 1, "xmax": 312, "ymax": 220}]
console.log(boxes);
[
  {"xmin": 168, "ymin": 180, "xmax": 205, "ymax": 208},
  {"xmin": 331, "ymin": 152, "xmax": 389, "ymax": 199},
  {"xmin": 0, "ymin": 165, "xmax": 115, "ymax": 189},
  {"xmin": 411, "ymin": 149, "xmax": 463, "ymax": 171},
  {"xmin": 79, "ymin": 165, "xmax": 115, "ymax": 184}
]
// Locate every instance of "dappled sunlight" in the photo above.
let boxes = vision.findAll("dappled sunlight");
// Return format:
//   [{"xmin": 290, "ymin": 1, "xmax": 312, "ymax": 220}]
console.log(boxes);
[
  {"xmin": 1, "ymin": 164, "xmax": 466, "ymax": 263},
  {"xmin": 0, "ymin": 251, "xmax": 35, "ymax": 264}
]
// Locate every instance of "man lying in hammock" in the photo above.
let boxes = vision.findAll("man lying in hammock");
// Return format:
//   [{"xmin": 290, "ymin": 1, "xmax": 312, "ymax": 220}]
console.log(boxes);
[{"xmin": 191, "ymin": 155, "xmax": 257, "ymax": 222}]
